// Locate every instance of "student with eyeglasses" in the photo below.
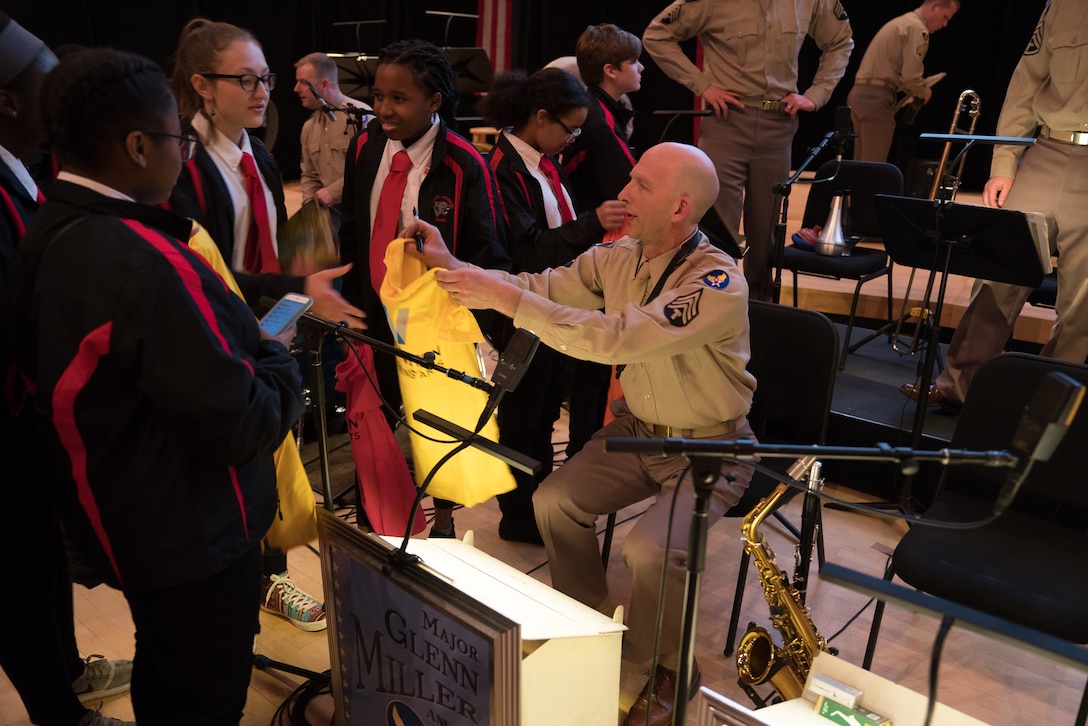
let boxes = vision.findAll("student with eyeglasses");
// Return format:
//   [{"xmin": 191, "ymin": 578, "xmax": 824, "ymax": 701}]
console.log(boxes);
[
  {"xmin": 169, "ymin": 18, "xmax": 284, "ymax": 277},
  {"xmin": 8, "ymin": 45, "xmax": 306, "ymax": 725},
  {"xmin": 167, "ymin": 17, "xmax": 364, "ymax": 636},
  {"xmin": 0, "ymin": 18, "xmax": 142, "ymax": 726},
  {"xmin": 476, "ymin": 67, "xmax": 625, "ymax": 544}
]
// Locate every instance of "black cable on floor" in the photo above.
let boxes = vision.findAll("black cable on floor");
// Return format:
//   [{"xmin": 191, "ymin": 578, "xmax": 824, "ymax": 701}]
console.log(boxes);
[{"xmin": 270, "ymin": 672, "xmax": 332, "ymax": 726}]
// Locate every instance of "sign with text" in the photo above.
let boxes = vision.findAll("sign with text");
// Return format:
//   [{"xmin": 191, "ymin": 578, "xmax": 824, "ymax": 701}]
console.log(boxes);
[{"xmin": 320, "ymin": 511, "xmax": 519, "ymax": 725}]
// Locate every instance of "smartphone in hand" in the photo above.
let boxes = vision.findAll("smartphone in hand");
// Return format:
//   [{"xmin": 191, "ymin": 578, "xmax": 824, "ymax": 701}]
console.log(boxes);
[{"xmin": 258, "ymin": 293, "xmax": 313, "ymax": 336}]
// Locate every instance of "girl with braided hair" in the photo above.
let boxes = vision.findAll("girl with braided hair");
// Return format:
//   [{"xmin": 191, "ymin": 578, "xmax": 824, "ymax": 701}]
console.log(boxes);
[{"xmin": 338, "ymin": 39, "xmax": 510, "ymax": 538}]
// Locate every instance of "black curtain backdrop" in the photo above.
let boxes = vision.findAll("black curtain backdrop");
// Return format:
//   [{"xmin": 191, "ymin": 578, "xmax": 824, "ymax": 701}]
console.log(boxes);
[{"xmin": 8, "ymin": 0, "xmax": 1048, "ymax": 191}]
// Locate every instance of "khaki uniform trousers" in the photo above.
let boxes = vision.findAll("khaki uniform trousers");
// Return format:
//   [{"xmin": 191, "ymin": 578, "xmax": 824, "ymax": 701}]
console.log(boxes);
[
  {"xmin": 533, "ymin": 413, "xmax": 754, "ymax": 664},
  {"xmin": 847, "ymin": 85, "xmax": 898, "ymax": 163},
  {"xmin": 699, "ymin": 106, "xmax": 798, "ymax": 302},
  {"xmin": 936, "ymin": 138, "xmax": 1088, "ymax": 403}
]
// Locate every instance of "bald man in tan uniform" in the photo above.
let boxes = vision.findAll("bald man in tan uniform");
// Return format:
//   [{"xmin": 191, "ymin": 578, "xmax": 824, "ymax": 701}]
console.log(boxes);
[
  {"xmin": 643, "ymin": 0, "xmax": 853, "ymax": 302},
  {"xmin": 847, "ymin": 0, "xmax": 960, "ymax": 163},
  {"xmin": 405, "ymin": 142, "xmax": 757, "ymax": 725},
  {"xmin": 903, "ymin": 0, "xmax": 1088, "ymax": 407}
]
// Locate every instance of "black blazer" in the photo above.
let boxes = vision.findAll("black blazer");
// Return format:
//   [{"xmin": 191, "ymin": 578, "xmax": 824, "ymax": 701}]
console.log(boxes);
[
  {"xmin": 488, "ymin": 131, "xmax": 605, "ymax": 274},
  {"xmin": 168, "ymin": 126, "xmax": 301, "ymax": 310}
]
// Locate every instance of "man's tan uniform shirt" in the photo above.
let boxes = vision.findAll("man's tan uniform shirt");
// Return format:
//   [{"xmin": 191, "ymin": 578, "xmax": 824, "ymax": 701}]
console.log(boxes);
[
  {"xmin": 501, "ymin": 233, "xmax": 755, "ymax": 430},
  {"xmin": 991, "ymin": 0, "xmax": 1088, "ymax": 178},
  {"xmin": 643, "ymin": 0, "xmax": 854, "ymax": 110},
  {"xmin": 299, "ymin": 97, "xmax": 371, "ymax": 207},
  {"xmin": 853, "ymin": 8, "xmax": 930, "ymax": 98}
]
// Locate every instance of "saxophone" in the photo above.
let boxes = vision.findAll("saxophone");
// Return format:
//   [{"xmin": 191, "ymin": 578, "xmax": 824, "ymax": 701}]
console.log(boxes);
[{"xmin": 735, "ymin": 458, "xmax": 829, "ymax": 701}]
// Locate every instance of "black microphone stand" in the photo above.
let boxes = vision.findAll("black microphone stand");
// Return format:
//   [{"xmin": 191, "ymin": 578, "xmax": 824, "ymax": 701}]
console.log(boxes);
[
  {"xmin": 252, "ymin": 307, "xmax": 527, "ymax": 684},
  {"xmin": 303, "ymin": 78, "xmax": 372, "ymax": 138},
  {"xmin": 259, "ymin": 302, "xmax": 496, "ymax": 510},
  {"xmin": 291, "ymin": 310, "xmax": 539, "ymax": 563},
  {"xmin": 334, "ymin": 103, "xmax": 373, "ymax": 138},
  {"xmin": 674, "ymin": 455, "xmax": 725, "ymax": 726},
  {"xmin": 771, "ymin": 122, "xmax": 853, "ymax": 305}
]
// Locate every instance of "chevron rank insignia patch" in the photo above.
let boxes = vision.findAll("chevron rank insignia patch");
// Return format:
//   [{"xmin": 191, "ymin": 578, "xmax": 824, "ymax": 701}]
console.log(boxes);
[
  {"xmin": 665, "ymin": 290, "xmax": 701, "ymax": 327},
  {"xmin": 1025, "ymin": 15, "xmax": 1045, "ymax": 55},
  {"xmin": 834, "ymin": 1, "xmax": 848, "ymax": 20},
  {"xmin": 661, "ymin": 5, "xmax": 683, "ymax": 24}
]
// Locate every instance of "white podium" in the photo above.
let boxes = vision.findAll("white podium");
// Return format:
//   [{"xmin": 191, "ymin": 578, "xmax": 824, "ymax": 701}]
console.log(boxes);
[
  {"xmin": 382, "ymin": 535, "xmax": 627, "ymax": 726},
  {"xmin": 318, "ymin": 508, "xmax": 627, "ymax": 726}
]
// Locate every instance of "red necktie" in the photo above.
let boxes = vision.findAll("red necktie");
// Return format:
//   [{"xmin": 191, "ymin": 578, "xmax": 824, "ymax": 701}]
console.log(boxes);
[
  {"xmin": 240, "ymin": 152, "xmax": 280, "ymax": 274},
  {"xmin": 539, "ymin": 154, "xmax": 574, "ymax": 223},
  {"xmin": 371, "ymin": 150, "xmax": 412, "ymax": 292}
]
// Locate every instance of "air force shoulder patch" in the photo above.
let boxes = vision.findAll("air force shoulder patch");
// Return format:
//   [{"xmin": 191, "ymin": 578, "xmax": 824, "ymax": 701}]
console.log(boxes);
[
  {"xmin": 703, "ymin": 270, "xmax": 730, "ymax": 289},
  {"xmin": 665, "ymin": 290, "xmax": 702, "ymax": 327}
]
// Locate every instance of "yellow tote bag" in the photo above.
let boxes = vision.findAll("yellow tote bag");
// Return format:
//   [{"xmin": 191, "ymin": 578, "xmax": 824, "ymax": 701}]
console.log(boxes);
[
  {"xmin": 188, "ymin": 222, "xmax": 318, "ymax": 549},
  {"xmin": 379, "ymin": 239, "xmax": 516, "ymax": 507}
]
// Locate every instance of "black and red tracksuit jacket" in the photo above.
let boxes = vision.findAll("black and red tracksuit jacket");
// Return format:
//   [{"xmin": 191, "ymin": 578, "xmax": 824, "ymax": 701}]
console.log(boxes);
[{"xmin": 7, "ymin": 181, "xmax": 304, "ymax": 593}]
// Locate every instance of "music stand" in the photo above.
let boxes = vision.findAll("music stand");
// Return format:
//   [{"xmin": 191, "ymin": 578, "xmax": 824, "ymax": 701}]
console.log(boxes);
[
  {"xmin": 426, "ymin": 10, "xmax": 479, "ymax": 47},
  {"xmin": 872, "ymin": 194, "xmax": 1044, "ymax": 513},
  {"xmin": 443, "ymin": 47, "xmax": 494, "ymax": 95},
  {"xmin": 877, "ymin": 197, "xmax": 1046, "ymax": 288},
  {"xmin": 328, "ymin": 53, "xmax": 381, "ymax": 102},
  {"xmin": 330, "ymin": 19, "xmax": 385, "ymax": 55}
]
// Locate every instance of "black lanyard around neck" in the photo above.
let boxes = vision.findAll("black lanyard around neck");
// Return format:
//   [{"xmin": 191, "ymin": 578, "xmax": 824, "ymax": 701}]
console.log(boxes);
[
  {"xmin": 640, "ymin": 230, "xmax": 701, "ymax": 306},
  {"xmin": 617, "ymin": 230, "xmax": 702, "ymax": 378}
]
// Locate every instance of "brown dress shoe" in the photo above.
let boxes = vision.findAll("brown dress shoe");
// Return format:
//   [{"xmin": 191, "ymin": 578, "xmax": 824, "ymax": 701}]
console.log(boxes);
[
  {"xmin": 623, "ymin": 660, "xmax": 702, "ymax": 726},
  {"xmin": 899, "ymin": 382, "xmax": 961, "ymax": 411}
]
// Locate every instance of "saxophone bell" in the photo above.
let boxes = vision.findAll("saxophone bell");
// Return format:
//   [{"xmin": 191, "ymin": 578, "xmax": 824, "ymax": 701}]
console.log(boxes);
[{"xmin": 736, "ymin": 624, "xmax": 807, "ymax": 700}]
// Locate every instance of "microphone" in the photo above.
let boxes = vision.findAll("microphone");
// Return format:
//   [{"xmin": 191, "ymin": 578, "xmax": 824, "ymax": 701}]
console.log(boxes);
[
  {"xmin": 787, "ymin": 455, "xmax": 817, "ymax": 482},
  {"xmin": 831, "ymin": 105, "xmax": 854, "ymax": 160},
  {"xmin": 303, "ymin": 79, "xmax": 337, "ymax": 122},
  {"xmin": 474, "ymin": 328, "xmax": 540, "ymax": 432},
  {"xmin": 993, "ymin": 371, "xmax": 1084, "ymax": 516}
]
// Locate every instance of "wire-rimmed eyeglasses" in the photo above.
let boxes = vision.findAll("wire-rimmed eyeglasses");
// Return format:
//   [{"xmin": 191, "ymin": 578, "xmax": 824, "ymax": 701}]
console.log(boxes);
[
  {"xmin": 550, "ymin": 115, "xmax": 582, "ymax": 139},
  {"xmin": 144, "ymin": 130, "xmax": 198, "ymax": 162}
]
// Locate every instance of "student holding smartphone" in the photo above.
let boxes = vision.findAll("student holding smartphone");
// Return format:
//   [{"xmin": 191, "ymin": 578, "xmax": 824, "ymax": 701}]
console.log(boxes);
[
  {"xmin": 7, "ymin": 47, "xmax": 305, "ymax": 724},
  {"xmin": 258, "ymin": 292, "xmax": 314, "ymax": 337}
]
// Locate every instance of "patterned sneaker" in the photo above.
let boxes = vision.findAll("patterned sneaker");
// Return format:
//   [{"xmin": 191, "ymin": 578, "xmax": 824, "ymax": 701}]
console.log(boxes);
[
  {"xmin": 72, "ymin": 654, "xmax": 133, "ymax": 704},
  {"xmin": 78, "ymin": 707, "xmax": 136, "ymax": 726},
  {"xmin": 261, "ymin": 572, "xmax": 327, "ymax": 631}
]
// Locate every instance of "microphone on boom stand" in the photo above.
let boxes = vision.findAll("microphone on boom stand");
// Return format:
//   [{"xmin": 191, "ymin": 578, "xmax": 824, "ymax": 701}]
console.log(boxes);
[
  {"xmin": 474, "ymin": 328, "xmax": 540, "ymax": 432},
  {"xmin": 993, "ymin": 372, "xmax": 1084, "ymax": 517},
  {"xmin": 830, "ymin": 105, "xmax": 855, "ymax": 161},
  {"xmin": 303, "ymin": 79, "xmax": 337, "ymax": 122}
]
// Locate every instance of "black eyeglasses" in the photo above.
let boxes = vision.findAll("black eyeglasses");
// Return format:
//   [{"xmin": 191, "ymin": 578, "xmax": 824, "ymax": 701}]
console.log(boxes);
[
  {"xmin": 144, "ymin": 130, "xmax": 198, "ymax": 162},
  {"xmin": 201, "ymin": 72, "xmax": 277, "ymax": 93},
  {"xmin": 550, "ymin": 115, "xmax": 582, "ymax": 139}
]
